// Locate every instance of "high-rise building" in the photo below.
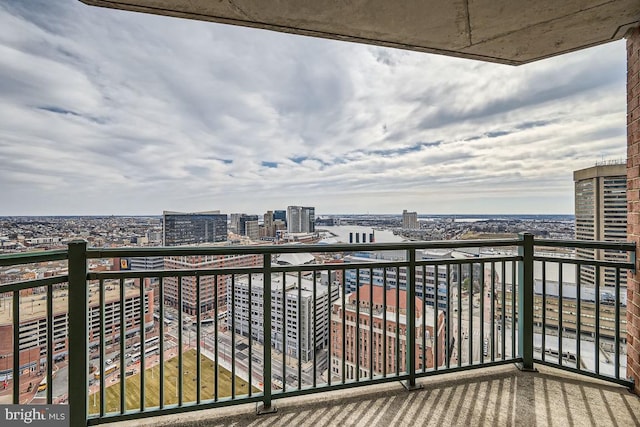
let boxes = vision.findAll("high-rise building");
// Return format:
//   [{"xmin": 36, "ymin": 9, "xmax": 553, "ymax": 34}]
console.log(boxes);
[
  {"xmin": 263, "ymin": 211, "xmax": 274, "ymax": 237},
  {"xmin": 238, "ymin": 215, "xmax": 259, "ymax": 236},
  {"xmin": 229, "ymin": 213, "xmax": 243, "ymax": 234},
  {"xmin": 274, "ymin": 210, "xmax": 287, "ymax": 226},
  {"xmin": 574, "ymin": 162, "xmax": 627, "ymax": 288},
  {"xmin": 163, "ymin": 211, "xmax": 227, "ymax": 246},
  {"xmin": 287, "ymin": 206, "xmax": 315, "ymax": 233},
  {"xmin": 402, "ymin": 210, "xmax": 419, "ymax": 229},
  {"xmin": 245, "ymin": 220, "xmax": 260, "ymax": 240}
]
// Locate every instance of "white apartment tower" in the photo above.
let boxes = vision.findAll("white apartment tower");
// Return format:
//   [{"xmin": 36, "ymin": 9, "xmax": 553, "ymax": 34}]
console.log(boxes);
[
  {"xmin": 574, "ymin": 162, "xmax": 627, "ymax": 288},
  {"xmin": 227, "ymin": 273, "xmax": 339, "ymax": 362},
  {"xmin": 287, "ymin": 206, "xmax": 315, "ymax": 233}
]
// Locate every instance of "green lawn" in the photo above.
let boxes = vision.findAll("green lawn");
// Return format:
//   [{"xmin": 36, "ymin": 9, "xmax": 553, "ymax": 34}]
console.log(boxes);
[{"xmin": 89, "ymin": 349, "xmax": 258, "ymax": 414}]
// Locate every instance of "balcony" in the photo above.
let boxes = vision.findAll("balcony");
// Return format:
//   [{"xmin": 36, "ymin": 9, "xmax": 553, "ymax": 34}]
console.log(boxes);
[{"xmin": 0, "ymin": 235, "xmax": 638, "ymax": 426}]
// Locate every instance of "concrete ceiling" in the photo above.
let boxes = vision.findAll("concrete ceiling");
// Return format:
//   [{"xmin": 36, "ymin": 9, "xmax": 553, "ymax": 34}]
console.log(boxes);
[{"xmin": 79, "ymin": 1, "xmax": 639, "ymax": 65}]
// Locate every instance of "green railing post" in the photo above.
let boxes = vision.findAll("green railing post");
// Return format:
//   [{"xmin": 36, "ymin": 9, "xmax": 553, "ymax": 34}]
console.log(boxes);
[
  {"xmin": 257, "ymin": 253, "xmax": 276, "ymax": 414},
  {"xmin": 517, "ymin": 233, "xmax": 536, "ymax": 371},
  {"xmin": 68, "ymin": 240, "xmax": 88, "ymax": 427},
  {"xmin": 402, "ymin": 249, "xmax": 422, "ymax": 390}
]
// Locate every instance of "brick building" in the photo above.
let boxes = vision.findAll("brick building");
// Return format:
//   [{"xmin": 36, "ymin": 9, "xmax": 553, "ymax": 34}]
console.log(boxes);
[{"xmin": 330, "ymin": 285, "xmax": 445, "ymax": 380}]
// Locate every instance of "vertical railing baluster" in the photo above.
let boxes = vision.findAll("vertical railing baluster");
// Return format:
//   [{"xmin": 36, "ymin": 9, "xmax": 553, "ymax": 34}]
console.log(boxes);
[
  {"xmin": 457, "ymin": 264, "xmax": 461, "ymax": 367},
  {"xmin": 614, "ymin": 267, "xmax": 621, "ymax": 379},
  {"xmin": 341, "ymin": 271, "xmax": 346, "ymax": 384},
  {"xmin": 383, "ymin": 268, "xmax": 387, "ymax": 377},
  {"xmin": 395, "ymin": 267, "xmax": 400, "ymax": 375},
  {"xmin": 297, "ymin": 271, "xmax": 302, "ymax": 390},
  {"xmin": 214, "ymin": 274, "xmax": 219, "ymax": 402},
  {"xmin": 178, "ymin": 277, "xmax": 183, "ymax": 406},
  {"xmin": 355, "ymin": 270, "xmax": 360, "ymax": 382},
  {"xmin": 542, "ymin": 262, "xmax": 546, "ymax": 362},
  {"xmin": 68, "ymin": 240, "xmax": 88, "ymax": 426},
  {"xmin": 468, "ymin": 262, "xmax": 473, "ymax": 365},
  {"xmin": 421, "ymin": 265, "xmax": 426, "ymax": 373},
  {"xmin": 403, "ymin": 248, "xmax": 418, "ymax": 389},
  {"xmin": 231, "ymin": 275, "xmax": 236, "ymax": 399},
  {"xmin": 12, "ymin": 290, "xmax": 19, "ymax": 404},
  {"xmin": 327, "ymin": 269, "xmax": 332, "ymax": 387},
  {"xmin": 479, "ymin": 262, "xmax": 484, "ymax": 365},
  {"xmin": 446, "ymin": 264, "xmax": 451, "ymax": 369},
  {"xmin": 258, "ymin": 253, "xmax": 275, "ymax": 413},
  {"xmin": 159, "ymin": 276, "xmax": 165, "ymax": 409},
  {"xmin": 247, "ymin": 273, "xmax": 252, "ymax": 397},
  {"xmin": 558, "ymin": 263, "xmax": 563, "ymax": 367},
  {"xmin": 576, "ymin": 265, "xmax": 581, "ymax": 371},
  {"xmin": 434, "ymin": 265, "xmax": 439, "ymax": 370},
  {"xmin": 313, "ymin": 270, "xmax": 318, "ymax": 387},
  {"xmin": 517, "ymin": 233, "xmax": 535, "ymax": 371},
  {"xmin": 511, "ymin": 260, "xmax": 516, "ymax": 359},
  {"xmin": 490, "ymin": 262, "xmax": 495, "ymax": 362},
  {"xmin": 46, "ymin": 282, "xmax": 53, "ymax": 405},
  {"xmin": 282, "ymin": 271, "xmax": 286, "ymax": 392},
  {"xmin": 196, "ymin": 274, "xmax": 202, "ymax": 403},
  {"xmin": 501, "ymin": 262, "xmax": 506, "ymax": 360},
  {"xmin": 99, "ymin": 279, "xmax": 106, "ymax": 415},
  {"xmin": 595, "ymin": 265, "xmax": 600, "ymax": 375},
  {"xmin": 139, "ymin": 277, "xmax": 146, "ymax": 411},
  {"xmin": 119, "ymin": 277, "xmax": 125, "ymax": 414},
  {"xmin": 369, "ymin": 268, "xmax": 373, "ymax": 380}
]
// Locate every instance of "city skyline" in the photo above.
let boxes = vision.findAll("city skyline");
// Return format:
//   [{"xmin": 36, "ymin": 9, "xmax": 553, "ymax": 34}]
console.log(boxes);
[{"xmin": 0, "ymin": 1, "xmax": 628, "ymax": 216}]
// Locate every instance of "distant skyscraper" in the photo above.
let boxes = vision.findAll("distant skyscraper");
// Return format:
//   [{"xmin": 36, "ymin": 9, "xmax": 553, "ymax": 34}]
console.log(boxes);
[
  {"xmin": 402, "ymin": 210, "xmax": 419, "ymax": 229},
  {"xmin": 274, "ymin": 210, "xmax": 287, "ymax": 226},
  {"xmin": 163, "ymin": 211, "xmax": 228, "ymax": 246},
  {"xmin": 574, "ymin": 162, "xmax": 627, "ymax": 288},
  {"xmin": 287, "ymin": 206, "xmax": 315, "ymax": 233},
  {"xmin": 245, "ymin": 220, "xmax": 260, "ymax": 240},
  {"xmin": 237, "ymin": 215, "xmax": 259, "ymax": 236},
  {"xmin": 229, "ymin": 213, "xmax": 243, "ymax": 233},
  {"xmin": 263, "ymin": 210, "xmax": 274, "ymax": 237}
]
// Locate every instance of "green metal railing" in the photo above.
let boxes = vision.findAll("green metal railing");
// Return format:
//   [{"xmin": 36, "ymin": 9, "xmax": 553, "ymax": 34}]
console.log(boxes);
[{"xmin": 0, "ymin": 234, "xmax": 635, "ymax": 426}]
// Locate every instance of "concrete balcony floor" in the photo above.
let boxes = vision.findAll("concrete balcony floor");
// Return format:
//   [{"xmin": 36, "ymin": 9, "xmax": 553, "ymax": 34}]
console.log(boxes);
[{"xmin": 105, "ymin": 364, "xmax": 640, "ymax": 426}]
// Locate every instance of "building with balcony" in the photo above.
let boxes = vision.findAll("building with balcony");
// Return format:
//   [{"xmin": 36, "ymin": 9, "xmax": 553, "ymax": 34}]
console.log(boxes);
[{"xmin": 574, "ymin": 163, "xmax": 628, "ymax": 288}]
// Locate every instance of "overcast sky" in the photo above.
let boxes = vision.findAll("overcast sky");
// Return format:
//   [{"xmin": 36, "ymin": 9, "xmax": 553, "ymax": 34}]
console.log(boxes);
[{"xmin": 0, "ymin": 1, "xmax": 628, "ymax": 216}]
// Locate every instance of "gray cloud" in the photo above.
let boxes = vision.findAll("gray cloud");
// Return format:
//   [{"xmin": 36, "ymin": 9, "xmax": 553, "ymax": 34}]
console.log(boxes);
[{"xmin": 0, "ymin": 0, "xmax": 628, "ymax": 215}]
